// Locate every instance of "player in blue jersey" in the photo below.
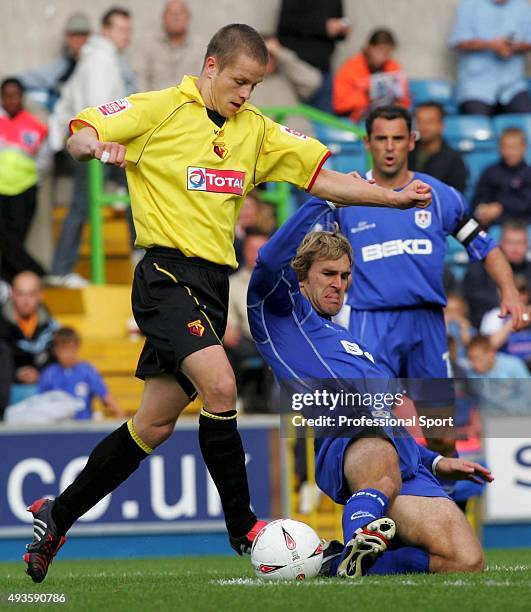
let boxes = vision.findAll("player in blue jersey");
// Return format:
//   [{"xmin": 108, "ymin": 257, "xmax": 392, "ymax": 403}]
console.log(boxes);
[
  {"xmin": 248, "ymin": 197, "xmax": 493, "ymax": 577},
  {"xmin": 336, "ymin": 106, "xmax": 527, "ymax": 455}
]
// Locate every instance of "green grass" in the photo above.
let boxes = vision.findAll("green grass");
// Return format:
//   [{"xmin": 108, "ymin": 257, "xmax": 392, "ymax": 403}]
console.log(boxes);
[{"xmin": 0, "ymin": 550, "xmax": 530, "ymax": 612}]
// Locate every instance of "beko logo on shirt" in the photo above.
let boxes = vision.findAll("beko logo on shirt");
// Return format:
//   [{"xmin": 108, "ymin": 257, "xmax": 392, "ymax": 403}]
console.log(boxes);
[
  {"xmin": 187, "ymin": 167, "xmax": 245, "ymax": 195},
  {"xmin": 361, "ymin": 239, "xmax": 433, "ymax": 262}
]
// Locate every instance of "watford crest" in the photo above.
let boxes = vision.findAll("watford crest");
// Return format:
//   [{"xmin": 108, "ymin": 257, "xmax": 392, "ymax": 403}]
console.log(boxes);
[
  {"xmin": 213, "ymin": 143, "xmax": 227, "ymax": 159},
  {"xmin": 187, "ymin": 319, "xmax": 205, "ymax": 337}
]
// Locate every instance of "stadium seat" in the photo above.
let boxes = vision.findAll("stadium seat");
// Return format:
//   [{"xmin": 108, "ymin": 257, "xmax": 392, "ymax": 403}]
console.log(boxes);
[
  {"xmin": 409, "ymin": 79, "xmax": 456, "ymax": 114},
  {"xmin": 443, "ymin": 115, "xmax": 498, "ymax": 201},
  {"xmin": 25, "ymin": 87, "xmax": 58, "ymax": 113},
  {"xmin": 314, "ymin": 123, "xmax": 369, "ymax": 175},
  {"xmin": 443, "ymin": 115, "xmax": 494, "ymax": 145},
  {"xmin": 9, "ymin": 384, "xmax": 38, "ymax": 406},
  {"xmin": 461, "ymin": 147, "xmax": 499, "ymax": 202},
  {"xmin": 488, "ymin": 224, "xmax": 502, "ymax": 243},
  {"xmin": 445, "ymin": 236, "xmax": 469, "ymax": 282},
  {"xmin": 492, "ymin": 113, "xmax": 531, "ymax": 165}
]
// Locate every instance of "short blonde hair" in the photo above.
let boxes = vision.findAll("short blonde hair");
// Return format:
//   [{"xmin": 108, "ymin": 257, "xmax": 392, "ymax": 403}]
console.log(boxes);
[{"xmin": 291, "ymin": 229, "xmax": 353, "ymax": 281}]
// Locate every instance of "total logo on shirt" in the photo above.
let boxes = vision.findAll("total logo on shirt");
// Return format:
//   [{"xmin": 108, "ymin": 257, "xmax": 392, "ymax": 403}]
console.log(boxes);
[{"xmin": 187, "ymin": 166, "xmax": 245, "ymax": 195}]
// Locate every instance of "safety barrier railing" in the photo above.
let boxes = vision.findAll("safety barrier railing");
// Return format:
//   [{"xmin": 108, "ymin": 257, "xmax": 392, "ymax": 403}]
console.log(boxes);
[{"xmin": 87, "ymin": 159, "xmax": 130, "ymax": 284}]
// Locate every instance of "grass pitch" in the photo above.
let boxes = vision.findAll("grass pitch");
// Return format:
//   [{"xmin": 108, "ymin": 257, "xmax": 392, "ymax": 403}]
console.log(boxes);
[{"xmin": 0, "ymin": 550, "xmax": 530, "ymax": 612}]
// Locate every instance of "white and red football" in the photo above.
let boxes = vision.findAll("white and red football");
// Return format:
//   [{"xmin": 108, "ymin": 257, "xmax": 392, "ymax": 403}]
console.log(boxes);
[{"xmin": 250, "ymin": 519, "xmax": 323, "ymax": 581}]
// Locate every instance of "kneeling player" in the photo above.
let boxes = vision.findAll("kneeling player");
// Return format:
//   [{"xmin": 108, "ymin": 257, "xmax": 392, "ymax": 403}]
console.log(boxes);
[{"xmin": 247, "ymin": 196, "xmax": 493, "ymax": 577}]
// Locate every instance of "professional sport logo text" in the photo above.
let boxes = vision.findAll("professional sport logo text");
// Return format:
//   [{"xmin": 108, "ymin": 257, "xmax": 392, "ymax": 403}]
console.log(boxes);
[
  {"xmin": 97, "ymin": 98, "xmax": 131, "ymax": 116},
  {"xmin": 187, "ymin": 167, "xmax": 245, "ymax": 195}
]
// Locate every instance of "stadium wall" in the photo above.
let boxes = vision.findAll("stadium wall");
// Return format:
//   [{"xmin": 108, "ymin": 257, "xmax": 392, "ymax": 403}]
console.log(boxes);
[
  {"xmin": 0, "ymin": 0, "xmax": 465, "ymax": 81},
  {"xmin": 2, "ymin": 416, "xmax": 531, "ymax": 561}
]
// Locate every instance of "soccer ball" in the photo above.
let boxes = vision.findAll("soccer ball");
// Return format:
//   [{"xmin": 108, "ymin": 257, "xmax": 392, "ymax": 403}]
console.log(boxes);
[{"xmin": 251, "ymin": 519, "xmax": 323, "ymax": 581}]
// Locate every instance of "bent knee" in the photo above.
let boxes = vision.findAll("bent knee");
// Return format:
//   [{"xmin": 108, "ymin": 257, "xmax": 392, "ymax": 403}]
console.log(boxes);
[
  {"xmin": 152, "ymin": 422, "xmax": 176, "ymax": 444},
  {"xmin": 201, "ymin": 376, "xmax": 237, "ymax": 410},
  {"xmin": 135, "ymin": 421, "xmax": 175, "ymax": 448},
  {"xmin": 355, "ymin": 474, "xmax": 401, "ymax": 501},
  {"xmin": 436, "ymin": 546, "xmax": 485, "ymax": 573},
  {"xmin": 374, "ymin": 474, "xmax": 401, "ymax": 501},
  {"xmin": 457, "ymin": 549, "xmax": 485, "ymax": 573}
]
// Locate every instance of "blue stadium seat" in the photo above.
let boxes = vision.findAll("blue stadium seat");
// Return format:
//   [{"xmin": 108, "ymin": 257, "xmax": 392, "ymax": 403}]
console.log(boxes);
[
  {"xmin": 461, "ymin": 147, "xmax": 499, "ymax": 202},
  {"xmin": 492, "ymin": 113, "xmax": 531, "ymax": 165},
  {"xmin": 409, "ymin": 79, "xmax": 456, "ymax": 114},
  {"xmin": 488, "ymin": 224, "xmax": 502, "ymax": 243},
  {"xmin": 445, "ymin": 236, "xmax": 469, "ymax": 282},
  {"xmin": 444, "ymin": 115, "xmax": 494, "ymax": 144},
  {"xmin": 314, "ymin": 123, "xmax": 369, "ymax": 175},
  {"xmin": 443, "ymin": 115, "xmax": 498, "ymax": 201}
]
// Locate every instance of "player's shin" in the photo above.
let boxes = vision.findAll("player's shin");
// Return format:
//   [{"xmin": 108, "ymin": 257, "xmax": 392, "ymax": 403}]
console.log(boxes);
[
  {"xmin": 342, "ymin": 488, "xmax": 389, "ymax": 543},
  {"xmin": 51, "ymin": 419, "xmax": 151, "ymax": 534},
  {"xmin": 198, "ymin": 408, "xmax": 257, "ymax": 541},
  {"xmin": 366, "ymin": 547, "xmax": 430, "ymax": 575}
]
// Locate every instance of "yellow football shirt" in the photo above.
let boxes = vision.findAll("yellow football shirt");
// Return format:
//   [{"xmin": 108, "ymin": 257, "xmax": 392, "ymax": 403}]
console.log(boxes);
[{"xmin": 70, "ymin": 75, "xmax": 330, "ymax": 268}]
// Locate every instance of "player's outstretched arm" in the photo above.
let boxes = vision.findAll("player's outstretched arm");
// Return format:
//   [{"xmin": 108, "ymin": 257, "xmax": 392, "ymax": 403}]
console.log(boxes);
[
  {"xmin": 309, "ymin": 168, "xmax": 432, "ymax": 209},
  {"xmin": 67, "ymin": 126, "xmax": 127, "ymax": 168},
  {"xmin": 249, "ymin": 198, "xmax": 333, "ymax": 303},
  {"xmin": 482, "ymin": 247, "xmax": 529, "ymax": 331}
]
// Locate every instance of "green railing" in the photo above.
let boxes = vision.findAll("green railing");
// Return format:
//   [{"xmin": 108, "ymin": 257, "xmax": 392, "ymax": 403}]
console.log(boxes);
[
  {"xmin": 87, "ymin": 159, "xmax": 131, "ymax": 284},
  {"xmin": 87, "ymin": 105, "xmax": 366, "ymax": 284},
  {"xmin": 260, "ymin": 104, "xmax": 367, "ymax": 224}
]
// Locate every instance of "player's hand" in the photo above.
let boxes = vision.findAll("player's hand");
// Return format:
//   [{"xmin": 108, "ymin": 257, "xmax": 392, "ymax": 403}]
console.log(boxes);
[
  {"xmin": 435, "ymin": 457, "xmax": 494, "ymax": 485},
  {"xmin": 476, "ymin": 202, "xmax": 503, "ymax": 225},
  {"xmin": 90, "ymin": 141, "xmax": 127, "ymax": 168},
  {"xmin": 348, "ymin": 170, "xmax": 376, "ymax": 184},
  {"xmin": 265, "ymin": 36, "xmax": 282, "ymax": 57},
  {"xmin": 490, "ymin": 37, "xmax": 513, "ymax": 58},
  {"xmin": 499, "ymin": 290, "xmax": 529, "ymax": 331},
  {"xmin": 394, "ymin": 179, "xmax": 432, "ymax": 209},
  {"xmin": 16, "ymin": 366, "xmax": 40, "ymax": 384},
  {"xmin": 326, "ymin": 17, "xmax": 351, "ymax": 39}
]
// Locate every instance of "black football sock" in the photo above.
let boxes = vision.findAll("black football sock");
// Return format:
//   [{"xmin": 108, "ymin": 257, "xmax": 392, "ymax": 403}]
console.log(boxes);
[
  {"xmin": 198, "ymin": 408, "xmax": 257, "ymax": 538},
  {"xmin": 51, "ymin": 420, "xmax": 151, "ymax": 535}
]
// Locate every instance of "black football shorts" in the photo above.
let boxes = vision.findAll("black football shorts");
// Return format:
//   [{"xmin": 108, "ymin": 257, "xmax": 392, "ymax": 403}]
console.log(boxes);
[{"xmin": 132, "ymin": 247, "xmax": 230, "ymax": 398}]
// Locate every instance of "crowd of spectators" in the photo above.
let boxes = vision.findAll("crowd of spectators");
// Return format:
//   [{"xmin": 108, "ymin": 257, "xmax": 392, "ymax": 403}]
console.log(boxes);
[
  {"xmin": 0, "ymin": 270, "xmax": 121, "ymax": 421},
  {"xmin": 0, "ymin": 0, "xmax": 530, "ymax": 420}
]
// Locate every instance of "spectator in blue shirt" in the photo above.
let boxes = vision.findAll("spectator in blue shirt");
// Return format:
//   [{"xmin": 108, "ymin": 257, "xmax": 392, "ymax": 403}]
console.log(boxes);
[
  {"xmin": 466, "ymin": 334, "xmax": 531, "ymax": 413},
  {"xmin": 449, "ymin": 0, "xmax": 531, "ymax": 115},
  {"xmin": 473, "ymin": 128, "xmax": 531, "ymax": 226},
  {"xmin": 445, "ymin": 292, "xmax": 476, "ymax": 363},
  {"xmin": 480, "ymin": 274, "xmax": 531, "ymax": 369},
  {"xmin": 463, "ymin": 220, "xmax": 531, "ymax": 327},
  {"xmin": 39, "ymin": 327, "xmax": 124, "ymax": 420}
]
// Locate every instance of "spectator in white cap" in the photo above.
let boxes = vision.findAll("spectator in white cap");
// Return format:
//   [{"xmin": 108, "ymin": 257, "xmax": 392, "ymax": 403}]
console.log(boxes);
[{"xmin": 18, "ymin": 12, "xmax": 91, "ymax": 112}]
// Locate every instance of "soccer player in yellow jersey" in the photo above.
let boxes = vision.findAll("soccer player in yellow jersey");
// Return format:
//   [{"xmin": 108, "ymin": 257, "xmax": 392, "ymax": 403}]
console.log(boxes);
[{"xmin": 24, "ymin": 24, "xmax": 431, "ymax": 583}]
